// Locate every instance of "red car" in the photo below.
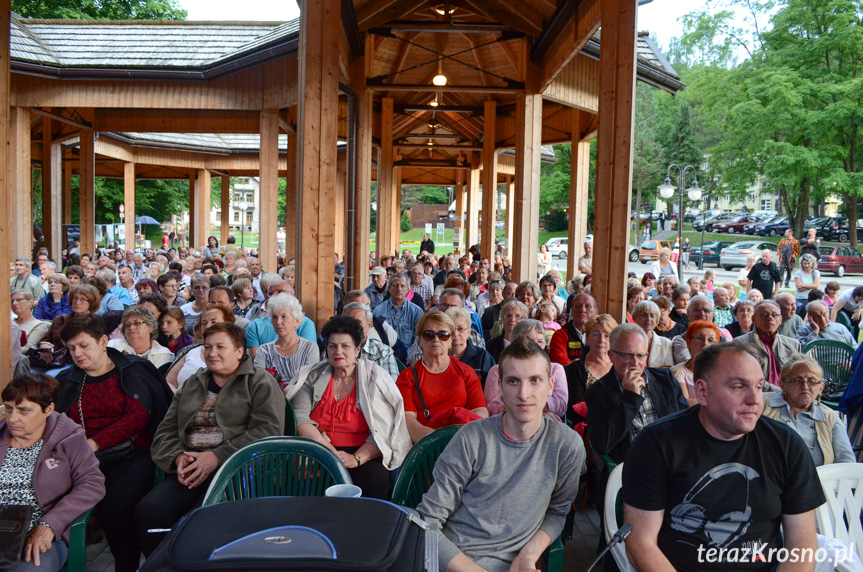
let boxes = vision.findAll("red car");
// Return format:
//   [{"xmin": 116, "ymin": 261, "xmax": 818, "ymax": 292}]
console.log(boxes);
[
  {"xmin": 817, "ymin": 245, "xmax": 863, "ymax": 277},
  {"xmin": 711, "ymin": 215, "xmax": 759, "ymax": 234}
]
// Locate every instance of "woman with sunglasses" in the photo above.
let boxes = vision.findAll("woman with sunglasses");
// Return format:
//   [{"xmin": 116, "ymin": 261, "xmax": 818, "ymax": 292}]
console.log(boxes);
[
  {"xmin": 762, "ymin": 355, "xmax": 854, "ymax": 465},
  {"xmin": 395, "ymin": 311, "xmax": 488, "ymax": 443}
]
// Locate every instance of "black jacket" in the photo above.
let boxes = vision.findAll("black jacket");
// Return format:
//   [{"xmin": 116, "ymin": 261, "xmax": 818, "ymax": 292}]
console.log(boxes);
[
  {"xmin": 481, "ymin": 303, "xmax": 502, "ymax": 340},
  {"xmin": 486, "ymin": 335, "xmax": 507, "ymax": 363},
  {"xmin": 586, "ymin": 367, "xmax": 688, "ymax": 464},
  {"xmin": 56, "ymin": 347, "xmax": 174, "ymax": 439},
  {"xmin": 420, "ymin": 239, "xmax": 435, "ymax": 254},
  {"xmin": 458, "ymin": 340, "xmax": 496, "ymax": 389}
]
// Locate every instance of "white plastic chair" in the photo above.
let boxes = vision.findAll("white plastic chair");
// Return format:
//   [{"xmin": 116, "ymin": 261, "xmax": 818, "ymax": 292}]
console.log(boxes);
[
  {"xmin": 815, "ymin": 463, "xmax": 863, "ymax": 564},
  {"xmin": 603, "ymin": 462, "xmax": 636, "ymax": 572}
]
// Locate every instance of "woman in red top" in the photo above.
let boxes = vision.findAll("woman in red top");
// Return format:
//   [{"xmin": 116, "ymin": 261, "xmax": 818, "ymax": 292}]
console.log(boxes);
[{"xmin": 395, "ymin": 311, "xmax": 488, "ymax": 443}]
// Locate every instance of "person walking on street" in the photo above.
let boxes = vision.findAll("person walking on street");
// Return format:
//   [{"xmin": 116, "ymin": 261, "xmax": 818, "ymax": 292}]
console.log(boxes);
[
  {"xmin": 778, "ymin": 228, "xmax": 799, "ymax": 288},
  {"xmin": 682, "ymin": 238, "xmax": 691, "ymax": 269},
  {"xmin": 658, "ymin": 212, "xmax": 666, "ymax": 231}
]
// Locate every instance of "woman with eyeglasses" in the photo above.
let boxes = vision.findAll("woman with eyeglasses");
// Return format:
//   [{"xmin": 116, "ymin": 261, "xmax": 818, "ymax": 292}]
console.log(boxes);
[
  {"xmin": 631, "ymin": 300, "xmax": 673, "ymax": 368},
  {"xmin": 156, "ymin": 272, "xmax": 185, "ymax": 308},
  {"xmin": 180, "ymin": 274, "xmax": 210, "ymax": 334},
  {"xmin": 395, "ymin": 311, "xmax": 488, "ymax": 443},
  {"xmin": 445, "ymin": 307, "xmax": 495, "ymax": 388},
  {"xmin": 34, "ymin": 273, "xmax": 72, "ymax": 321},
  {"xmin": 726, "ymin": 299, "xmax": 755, "ymax": 338},
  {"xmin": 164, "ymin": 303, "xmax": 236, "ymax": 391},
  {"xmin": 108, "ymin": 306, "xmax": 174, "ymax": 371},
  {"xmin": 762, "ymin": 355, "xmax": 854, "ymax": 465},
  {"xmin": 287, "ymin": 315, "xmax": 411, "ymax": 499},
  {"xmin": 670, "ymin": 320, "xmax": 720, "ymax": 406}
]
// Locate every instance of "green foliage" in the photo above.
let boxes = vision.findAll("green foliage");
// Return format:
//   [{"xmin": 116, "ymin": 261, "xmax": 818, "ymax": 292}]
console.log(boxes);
[
  {"xmin": 542, "ymin": 210, "xmax": 568, "ymax": 232},
  {"xmin": 14, "ymin": 0, "xmax": 187, "ymax": 20},
  {"xmin": 400, "ymin": 210, "xmax": 411, "ymax": 232}
]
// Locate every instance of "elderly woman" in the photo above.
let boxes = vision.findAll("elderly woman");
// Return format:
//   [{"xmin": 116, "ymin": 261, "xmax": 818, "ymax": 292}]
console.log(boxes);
[
  {"xmin": 626, "ymin": 284, "xmax": 646, "ymax": 324},
  {"xmin": 564, "ymin": 314, "xmax": 617, "ymax": 424},
  {"xmin": 254, "ymin": 293, "xmax": 319, "ymax": 390},
  {"xmin": 287, "ymin": 316, "xmax": 411, "ymax": 500},
  {"xmin": 649, "ymin": 247, "xmax": 677, "ymax": 280},
  {"xmin": 159, "ymin": 307, "xmax": 194, "ymax": 355},
  {"xmin": 478, "ymin": 278, "xmax": 504, "ymax": 330},
  {"xmin": 484, "ymin": 319, "xmax": 568, "ymax": 419},
  {"xmin": 726, "ymin": 299, "xmax": 755, "ymax": 338},
  {"xmin": 12, "ymin": 291, "xmax": 50, "ymax": 353},
  {"xmin": 793, "ymin": 254, "xmax": 821, "ymax": 310},
  {"xmin": 670, "ymin": 320, "xmax": 720, "ymax": 405},
  {"xmin": 762, "ymin": 355, "xmax": 855, "ymax": 465},
  {"xmin": 34, "ymin": 274, "xmax": 71, "ymax": 321},
  {"xmin": 486, "ymin": 299, "xmax": 529, "ymax": 362},
  {"xmin": 137, "ymin": 323, "xmax": 284, "ymax": 556},
  {"xmin": 652, "ymin": 295, "xmax": 686, "ymax": 339},
  {"xmin": 539, "ymin": 275, "xmax": 567, "ymax": 326},
  {"xmin": 230, "ymin": 277, "xmax": 256, "ymax": 318},
  {"xmin": 181, "ymin": 274, "xmax": 210, "ymax": 333},
  {"xmin": 738, "ymin": 255, "xmax": 758, "ymax": 292},
  {"xmin": 395, "ymin": 311, "xmax": 488, "ymax": 443},
  {"xmin": 165, "ymin": 303, "xmax": 236, "ymax": 391},
  {"xmin": 85, "ymin": 275, "xmax": 124, "ymax": 317},
  {"xmin": 0, "ymin": 374, "xmax": 105, "ymax": 571},
  {"xmin": 55, "ymin": 314, "xmax": 172, "ymax": 572},
  {"xmin": 108, "ymin": 306, "xmax": 174, "ymax": 371},
  {"xmin": 746, "ymin": 288, "xmax": 764, "ymax": 305},
  {"xmin": 632, "ymin": 300, "xmax": 673, "ymax": 368},
  {"xmin": 64, "ymin": 266, "xmax": 85, "ymax": 288},
  {"xmin": 37, "ymin": 284, "xmax": 101, "ymax": 370},
  {"xmin": 134, "ymin": 278, "xmax": 157, "ymax": 300},
  {"xmin": 445, "ymin": 307, "xmax": 495, "ymax": 388},
  {"xmin": 515, "ymin": 280, "xmax": 540, "ymax": 317},
  {"xmin": 156, "ymin": 272, "xmax": 185, "ymax": 308}
]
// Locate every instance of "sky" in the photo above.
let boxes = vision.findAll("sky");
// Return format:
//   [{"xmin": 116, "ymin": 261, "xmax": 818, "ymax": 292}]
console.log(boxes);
[{"xmin": 179, "ymin": 0, "xmax": 708, "ymax": 53}]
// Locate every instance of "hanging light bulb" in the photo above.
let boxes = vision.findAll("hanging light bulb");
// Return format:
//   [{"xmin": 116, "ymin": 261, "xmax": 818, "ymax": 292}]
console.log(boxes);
[{"xmin": 433, "ymin": 59, "xmax": 447, "ymax": 86}]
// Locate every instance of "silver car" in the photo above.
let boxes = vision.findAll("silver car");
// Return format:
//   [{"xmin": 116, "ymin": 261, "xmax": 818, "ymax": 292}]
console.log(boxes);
[{"xmin": 719, "ymin": 240, "xmax": 777, "ymax": 270}]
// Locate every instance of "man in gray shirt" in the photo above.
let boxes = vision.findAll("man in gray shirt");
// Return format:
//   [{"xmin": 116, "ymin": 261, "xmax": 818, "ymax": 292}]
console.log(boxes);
[
  {"xmin": 797, "ymin": 300, "xmax": 858, "ymax": 348},
  {"xmin": 417, "ymin": 337, "xmax": 584, "ymax": 572}
]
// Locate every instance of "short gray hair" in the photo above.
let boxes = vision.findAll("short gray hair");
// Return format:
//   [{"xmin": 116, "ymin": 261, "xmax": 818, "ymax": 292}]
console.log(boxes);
[
  {"xmin": 609, "ymin": 323, "xmax": 648, "ymax": 349},
  {"xmin": 98, "ymin": 268, "xmax": 117, "ymax": 285},
  {"xmin": 122, "ymin": 306, "xmax": 159, "ymax": 341},
  {"xmin": 689, "ymin": 294, "xmax": 714, "ymax": 310},
  {"xmin": 342, "ymin": 301, "xmax": 373, "ymax": 323},
  {"xmin": 632, "ymin": 300, "xmax": 660, "ymax": 321},
  {"xmin": 511, "ymin": 318, "xmax": 544, "ymax": 340},
  {"xmin": 445, "ymin": 306, "xmax": 471, "ymax": 326},
  {"xmin": 267, "ymin": 293, "xmax": 305, "ymax": 322},
  {"xmin": 40, "ymin": 260, "xmax": 57, "ymax": 271},
  {"xmin": 732, "ymin": 299, "xmax": 754, "ymax": 315},
  {"xmin": 746, "ymin": 254, "xmax": 758, "ymax": 263},
  {"xmin": 440, "ymin": 288, "xmax": 466, "ymax": 302},
  {"xmin": 260, "ymin": 272, "xmax": 283, "ymax": 292},
  {"xmin": 806, "ymin": 300, "xmax": 828, "ymax": 315},
  {"xmin": 501, "ymin": 298, "xmax": 529, "ymax": 318}
]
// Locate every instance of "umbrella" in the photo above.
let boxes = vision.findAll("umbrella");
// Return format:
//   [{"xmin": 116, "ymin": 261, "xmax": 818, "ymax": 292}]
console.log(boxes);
[{"xmin": 135, "ymin": 216, "xmax": 160, "ymax": 225}]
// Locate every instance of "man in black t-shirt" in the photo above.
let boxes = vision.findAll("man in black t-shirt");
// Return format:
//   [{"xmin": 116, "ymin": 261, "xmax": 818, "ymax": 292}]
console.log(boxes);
[
  {"xmin": 747, "ymin": 249, "xmax": 782, "ymax": 300},
  {"xmin": 622, "ymin": 344, "xmax": 824, "ymax": 572}
]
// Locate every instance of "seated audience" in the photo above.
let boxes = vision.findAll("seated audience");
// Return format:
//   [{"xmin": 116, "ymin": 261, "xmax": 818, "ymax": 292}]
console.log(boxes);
[
  {"xmin": 108, "ymin": 306, "xmax": 174, "ymax": 371},
  {"xmin": 626, "ymin": 284, "xmax": 646, "ymax": 324},
  {"xmin": 34, "ymin": 273, "xmax": 72, "ymax": 321},
  {"xmin": 733, "ymin": 300, "xmax": 802, "ymax": 387},
  {"xmin": 253, "ymin": 293, "xmax": 319, "ymax": 390},
  {"xmin": 156, "ymin": 272, "xmax": 185, "ymax": 308},
  {"xmin": 134, "ymin": 278, "xmax": 157, "ymax": 299},
  {"xmin": 86, "ymin": 275, "xmax": 124, "ymax": 316},
  {"xmin": 417, "ymin": 337, "xmax": 584, "ymax": 572},
  {"xmin": 632, "ymin": 300, "xmax": 673, "ymax": 368},
  {"xmin": 797, "ymin": 300, "xmax": 858, "ymax": 348},
  {"xmin": 165, "ymin": 303, "xmax": 236, "ymax": 391},
  {"xmin": 549, "ymin": 293, "xmax": 598, "ymax": 366},
  {"xmin": 136, "ymin": 323, "xmax": 284, "ymax": 556},
  {"xmin": 670, "ymin": 320, "xmax": 720, "ymax": 405},
  {"xmin": 180, "ymin": 274, "xmax": 210, "ymax": 333},
  {"xmin": 775, "ymin": 292, "xmax": 804, "ymax": 338},
  {"xmin": 564, "ymin": 314, "xmax": 617, "ymax": 426},
  {"xmin": 342, "ymin": 302, "xmax": 399, "ymax": 379},
  {"xmin": 159, "ymin": 307, "xmax": 194, "ymax": 355},
  {"xmin": 36, "ymin": 284, "xmax": 101, "ymax": 371},
  {"xmin": 446, "ymin": 307, "xmax": 495, "ymax": 388},
  {"xmin": 487, "ymin": 299, "xmax": 529, "ymax": 363},
  {"xmin": 12, "ymin": 291, "xmax": 50, "ymax": 353},
  {"xmin": 651, "ymin": 295, "xmax": 685, "ymax": 339},
  {"xmin": 670, "ymin": 295, "xmax": 731, "ymax": 364},
  {"xmin": 726, "ymin": 298, "xmax": 756, "ymax": 338},
  {"xmin": 230, "ymin": 277, "xmax": 256, "ymax": 318}
]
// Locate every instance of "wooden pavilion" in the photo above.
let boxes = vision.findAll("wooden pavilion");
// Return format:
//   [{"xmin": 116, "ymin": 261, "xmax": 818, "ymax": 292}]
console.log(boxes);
[{"xmin": 0, "ymin": 0, "xmax": 683, "ymax": 378}]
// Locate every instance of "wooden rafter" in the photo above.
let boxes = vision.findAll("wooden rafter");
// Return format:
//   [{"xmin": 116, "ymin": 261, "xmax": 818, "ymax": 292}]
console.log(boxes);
[
  {"xmin": 463, "ymin": 0, "xmax": 542, "ymax": 37},
  {"xmin": 358, "ymin": 0, "xmax": 434, "ymax": 31}
]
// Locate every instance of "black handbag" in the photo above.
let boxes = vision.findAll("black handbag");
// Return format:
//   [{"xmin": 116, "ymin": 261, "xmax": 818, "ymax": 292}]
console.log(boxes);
[
  {"xmin": 0, "ymin": 505, "xmax": 33, "ymax": 569},
  {"xmin": 28, "ymin": 344, "xmax": 67, "ymax": 369}
]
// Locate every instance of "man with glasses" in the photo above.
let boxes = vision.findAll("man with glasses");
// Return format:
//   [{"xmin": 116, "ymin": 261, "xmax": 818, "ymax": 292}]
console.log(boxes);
[
  {"xmin": 587, "ymin": 323, "xmax": 687, "ymax": 464},
  {"xmin": 409, "ymin": 263, "xmax": 434, "ymax": 309},
  {"xmin": 671, "ymin": 295, "xmax": 732, "ymax": 364},
  {"xmin": 732, "ymin": 300, "xmax": 801, "ymax": 387}
]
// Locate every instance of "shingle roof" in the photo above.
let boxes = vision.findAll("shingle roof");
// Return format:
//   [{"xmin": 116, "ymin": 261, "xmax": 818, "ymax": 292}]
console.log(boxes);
[{"xmin": 106, "ymin": 132, "xmax": 291, "ymax": 153}]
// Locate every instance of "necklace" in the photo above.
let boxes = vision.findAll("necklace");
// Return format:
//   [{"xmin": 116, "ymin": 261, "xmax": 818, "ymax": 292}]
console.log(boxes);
[
  {"xmin": 334, "ymin": 376, "xmax": 354, "ymax": 400},
  {"xmin": 422, "ymin": 359, "xmax": 450, "ymax": 375}
]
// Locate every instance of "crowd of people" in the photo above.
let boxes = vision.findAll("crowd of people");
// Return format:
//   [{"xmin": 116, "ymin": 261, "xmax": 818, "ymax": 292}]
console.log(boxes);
[{"xmin": 0, "ymin": 231, "xmax": 861, "ymax": 572}]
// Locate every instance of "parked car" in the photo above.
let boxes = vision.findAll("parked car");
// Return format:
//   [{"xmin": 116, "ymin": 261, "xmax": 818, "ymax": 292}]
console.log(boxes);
[
  {"xmin": 689, "ymin": 240, "xmax": 734, "ymax": 267},
  {"xmin": 803, "ymin": 217, "xmax": 830, "ymax": 233},
  {"xmin": 743, "ymin": 215, "xmax": 780, "ymax": 234},
  {"xmin": 817, "ymin": 245, "xmax": 863, "ymax": 277},
  {"xmin": 751, "ymin": 209, "xmax": 779, "ymax": 219},
  {"xmin": 628, "ymin": 244, "xmax": 640, "ymax": 263},
  {"xmin": 711, "ymin": 215, "xmax": 760, "ymax": 234},
  {"xmin": 693, "ymin": 212, "xmax": 740, "ymax": 232},
  {"xmin": 755, "ymin": 216, "xmax": 790, "ymax": 237},
  {"xmin": 546, "ymin": 237, "xmax": 569, "ymax": 259},
  {"xmin": 639, "ymin": 239, "xmax": 673, "ymax": 264},
  {"xmin": 719, "ymin": 240, "xmax": 778, "ymax": 270},
  {"xmin": 821, "ymin": 217, "xmax": 863, "ymax": 243}
]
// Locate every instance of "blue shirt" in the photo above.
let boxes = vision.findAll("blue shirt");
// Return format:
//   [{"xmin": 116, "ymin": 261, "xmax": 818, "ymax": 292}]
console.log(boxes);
[
  {"xmin": 109, "ymin": 285, "xmax": 132, "ymax": 307},
  {"xmin": 373, "ymin": 299, "xmax": 423, "ymax": 348},
  {"xmin": 246, "ymin": 315, "xmax": 317, "ymax": 348}
]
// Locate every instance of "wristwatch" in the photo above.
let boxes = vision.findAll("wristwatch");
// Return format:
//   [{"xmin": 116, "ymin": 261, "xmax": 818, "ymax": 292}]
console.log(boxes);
[{"xmin": 353, "ymin": 454, "xmax": 362, "ymax": 465}]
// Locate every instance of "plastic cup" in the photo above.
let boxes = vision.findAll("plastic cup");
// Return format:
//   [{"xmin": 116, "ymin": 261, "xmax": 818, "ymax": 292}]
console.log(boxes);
[{"xmin": 325, "ymin": 484, "xmax": 362, "ymax": 498}]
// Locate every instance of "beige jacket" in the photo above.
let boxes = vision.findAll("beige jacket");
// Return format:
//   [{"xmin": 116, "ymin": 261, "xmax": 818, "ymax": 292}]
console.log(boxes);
[
  {"xmin": 286, "ymin": 359, "xmax": 412, "ymax": 470},
  {"xmin": 732, "ymin": 331, "xmax": 801, "ymax": 380}
]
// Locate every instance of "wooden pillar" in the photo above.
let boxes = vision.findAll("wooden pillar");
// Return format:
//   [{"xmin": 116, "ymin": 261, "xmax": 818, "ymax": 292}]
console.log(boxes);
[
  {"xmin": 392, "ymin": 168, "xmax": 402, "ymax": 255},
  {"xmin": 567, "ymin": 111, "xmax": 593, "ymax": 278},
  {"xmin": 259, "ymin": 109, "xmax": 279, "ymax": 271},
  {"xmin": 453, "ymin": 180, "xmax": 464, "ymax": 255},
  {"xmin": 284, "ymin": 134, "xmax": 297, "ymax": 259},
  {"xmin": 466, "ymin": 155, "xmax": 480, "ymax": 251},
  {"xmin": 43, "ymin": 119, "xmax": 63, "ymax": 262},
  {"xmin": 195, "ymin": 169, "xmax": 211, "ymax": 249},
  {"xmin": 506, "ymin": 175, "xmax": 514, "ymax": 257},
  {"xmin": 296, "ymin": 0, "xmax": 339, "ymax": 327},
  {"xmin": 349, "ymin": 35, "xmax": 373, "ymax": 291},
  {"xmin": 220, "ymin": 176, "xmax": 230, "ymax": 246},
  {"xmin": 480, "ymin": 100, "xmax": 498, "ymax": 261},
  {"xmin": 335, "ymin": 152, "xmax": 347, "ymax": 262},
  {"xmin": 510, "ymin": 94, "xmax": 542, "ymax": 283},
  {"xmin": 593, "ymin": 0, "xmax": 637, "ymax": 321},
  {"xmin": 123, "ymin": 162, "xmax": 135, "ymax": 252},
  {"xmin": 0, "ymin": 0, "xmax": 13, "ymax": 382},
  {"xmin": 377, "ymin": 97, "xmax": 394, "ymax": 261},
  {"xmin": 10, "ymin": 106, "xmax": 31, "ymax": 259},
  {"xmin": 63, "ymin": 162, "xmax": 72, "ymax": 226},
  {"xmin": 78, "ymin": 129, "xmax": 95, "ymax": 257},
  {"xmin": 188, "ymin": 171, "xmax": 197, "ymax": 250}
]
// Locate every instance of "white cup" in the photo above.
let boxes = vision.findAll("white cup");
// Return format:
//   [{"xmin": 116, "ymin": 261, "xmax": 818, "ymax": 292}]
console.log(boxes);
[{"xmin": 325, "ymin": 484, "xmax": 362, "ymax": 498}]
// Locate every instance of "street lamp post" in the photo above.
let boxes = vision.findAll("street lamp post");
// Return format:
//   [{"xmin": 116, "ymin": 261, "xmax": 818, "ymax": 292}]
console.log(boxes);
[
  {"xmin": 236, "ymin": 199, "xmax": 250, "ymax": 249},
  {"xmin": 658, "ymin": 165, "xmax": 703, "ymax": 277}
]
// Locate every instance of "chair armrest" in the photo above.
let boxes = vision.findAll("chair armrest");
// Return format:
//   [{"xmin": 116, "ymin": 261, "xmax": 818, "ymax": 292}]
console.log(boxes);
[
  {"xmin": 66, "ymin": 508, "xmax": 93, "ymax": 572},
  {"xmin": 540, "ymin": 537, "xmax": 564, "ymax": 572}
]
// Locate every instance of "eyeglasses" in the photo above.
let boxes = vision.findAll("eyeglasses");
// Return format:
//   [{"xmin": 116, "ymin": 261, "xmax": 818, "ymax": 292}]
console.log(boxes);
[
  {"xmin": 421, "ymin": 330, "xmax": 452, "ymax": 342},
  {"xmin": 125, "ymin": 320, "xmax": 148, "ymax": 328},
  {"xmin": 193, "ymin": 285, "xmax": 209, "ymax": 291},
  {"xmin": 757, "ymin": 312, "xmax": 782, "ymax": 319},
  {"xmin": 611, "ymin": 350, "xmax": 648, "ymax": 361},
  {"xmin": 454, "ymin": 326, "xmax": 470, "ymax": 333},
  {"xmin": 785, "ymin": 377, "xmax": 824, "ymax": 388},
  {"xmin": 692, "ymin": 335, "xmax": 717, "ymax": 343}
]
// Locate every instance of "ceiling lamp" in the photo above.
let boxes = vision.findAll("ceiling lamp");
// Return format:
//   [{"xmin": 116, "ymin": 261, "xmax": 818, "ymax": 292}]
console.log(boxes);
[
  {"xmin": 434, "ymin": 4, "xmax": 456, "ymax": 15},
  {"xmin": 432, "ymin": 59, "xmax": 447, "ymax": 86},
  {"xmin": 429, "ymin": 99, "xmax": 439, "ymax": 107}
]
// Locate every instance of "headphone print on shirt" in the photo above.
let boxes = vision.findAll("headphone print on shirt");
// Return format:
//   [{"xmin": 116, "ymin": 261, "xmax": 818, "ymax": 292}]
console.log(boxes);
[{"xmin": 670, "ymin": 462, "xmax": 760, "ymax": 549}]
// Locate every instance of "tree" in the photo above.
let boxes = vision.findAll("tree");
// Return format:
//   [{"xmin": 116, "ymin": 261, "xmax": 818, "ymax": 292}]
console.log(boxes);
[
  {"xmin": 14, "ymin": 0, "xmax": 187, "ymax": 20},
  {"xmin": 632, "ymin": 83, "xmax": 664, "ymax": 221}
]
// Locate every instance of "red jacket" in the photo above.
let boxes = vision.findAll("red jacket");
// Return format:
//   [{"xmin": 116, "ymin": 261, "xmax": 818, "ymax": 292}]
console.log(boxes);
[{"xmin": 549, "ymin": 321, "xmax": 587, "ymax": 366}]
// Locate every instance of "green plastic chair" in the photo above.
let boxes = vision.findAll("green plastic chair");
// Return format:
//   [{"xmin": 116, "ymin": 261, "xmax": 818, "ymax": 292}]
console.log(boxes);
[
  {"xmin": 65, "ymin": 509, "xmax": 91, "ymax": 572},
  {"xmin": 803, "ymin": 339, "xmax": 855, "ymax": 387},
  {"xmin": 836, "ymin": 311, "xmax": 856, "ymax": 336},
  {"xmin": 284, "ymin": 399, "xmax": 297, "ymax": 437},
  {"xmin": 201, "ymin": 436, "xmax": 352, "ymax": 506},
  {"xmin": 395, "ymin": 358, "xmax": 407, "ymax": 373},
  {"xmin": 391, "ymin": 426, "xmax": 563, "ymax": 571}
]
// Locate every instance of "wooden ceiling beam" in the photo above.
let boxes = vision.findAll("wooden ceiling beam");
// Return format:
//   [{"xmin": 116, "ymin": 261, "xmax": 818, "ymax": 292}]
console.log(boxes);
[
  {"xmin": 488, "ymin": 0, "xmax": 545, "ymax": 36},
  {"xmin": 92, "ymin": 109, "xmax": 261, "ymax": 133},
  {"xmin": 358, "ymin": 0, "xmax": 433, "ymax": 31},
  {"xmin": 368, "ymin": 83, "xmax": 522, "ymax": 93},
  {"xmin": 537, "ymin": 0, "xmax": 600, "ymax": 93},
  {"xmin": 463, "ymin": 0, "xmax": 542, "ymax": 37},
  {"xmin": 531, "ymin": 0, "xmax": 580, "ymax": 61}
]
